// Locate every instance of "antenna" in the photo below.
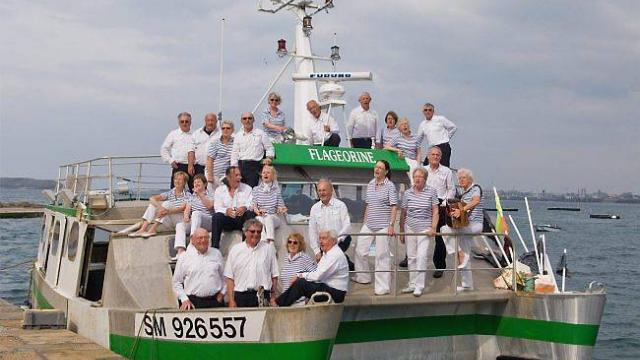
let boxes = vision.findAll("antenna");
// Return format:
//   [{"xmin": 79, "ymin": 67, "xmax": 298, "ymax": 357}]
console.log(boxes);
[{"xmin": 218, "ymin": 18, "xmax": 225, "ymax": 121}]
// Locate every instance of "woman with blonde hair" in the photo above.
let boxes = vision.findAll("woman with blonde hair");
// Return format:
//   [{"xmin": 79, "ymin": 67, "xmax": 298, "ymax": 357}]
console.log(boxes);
[
  {"xmin": 252, "ymin": 164, "xmax": 287, "ymax": 244},
  {"xmin": 279, "ymin": 232, "xmax": 317, "ymax": 303},
  {"xmin": 261, "ymin": 92, "xmax": 287, "ymax": 142},
  {"xmin": 384, "ymin": 117, "xmax": 423, "ymax": 184}
]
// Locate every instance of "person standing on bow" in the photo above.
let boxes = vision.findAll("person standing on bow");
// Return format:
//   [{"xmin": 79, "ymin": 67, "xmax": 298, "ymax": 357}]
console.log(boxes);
[
  {"xmin": 174, "ymin": 174, "xmax": 215, "ymax": 258},
  {"xmin": 193, "ymin": 113, "xmax": 220, "ymax": 188},
  {"xmin": 308, "ymin": 178, "xmax": 353, "ymax": 270},
  {"xmin": 346, "ymin": 92, "xmax": 378, "ymax": 149},
  {"xmin": 230, "ymin": 112, "xmax": 274, "ymax": 188},
  {"xmin": 385, "ymin": 118, "xmax": 423, "ymax": 185},
  {"xmin": 399, "ymin": 167, "xmax": 439, "ymax": 297},
  {"xmin": 160, "ymin": 112, "xmax": 196, "ymax": 190},
  {"xmin": 376, "ymin": 111, "xmax": 400, "ymax": 149},
  {"xmin": 305, "ymin": 100, "xmax": 341, "ymax": 147},
  {"xmin": 261, "ymin": 92, "xmax": 287, "ymax": 143},
  {"xmin": 441, "ymin": 168, "xmax": 483, "ymax": 292},
  {"xmin": 206, "ymin": 120, "xmax": 235, "ymax": 190},
  {"xmin": 417, "ymin": 103, "xmax": 457, "ymax": 167},
  {"xmin": 252, "ymin": 165, "xmax": 287, "ymax": 246},
  {"xmin": 354, "ymin": 160, "xmax": 398, "ymax": 296},
  {"xmin": 211, "ymin": 166, "xmax": 256, "ymax": 249}
]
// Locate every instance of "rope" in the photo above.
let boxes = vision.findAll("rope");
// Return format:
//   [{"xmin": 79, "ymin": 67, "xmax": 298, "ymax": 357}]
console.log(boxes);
[{"xmin": 0, "ymin": 259, "xmax": 34, "ymax": 272}]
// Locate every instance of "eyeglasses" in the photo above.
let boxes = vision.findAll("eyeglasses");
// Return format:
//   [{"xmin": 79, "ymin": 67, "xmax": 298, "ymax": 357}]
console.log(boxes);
[
  {"xmin": 269, "ymin": 99, "xmax": 279, "ymax": 102},
  {"xmin": 221, "ymin": 127, "xmax": 232, "ymax": 130},
  {"xmin": 287, "ymin": 240, "xmax": 299, "ymax": 245},
  {"xmin": 179, "ymin": 120, "xmax": 190, "ymax": 124},
  {"xmin": 241, "ymin": 117, "xmax": 254, "ymax": 120},
  {"xmin": 247, "ymin": 229, "xmax": 262, "ymax": 234},
  {"xmin": 423, "ymin": 109, "xmax": 434, "ymax": 112}
]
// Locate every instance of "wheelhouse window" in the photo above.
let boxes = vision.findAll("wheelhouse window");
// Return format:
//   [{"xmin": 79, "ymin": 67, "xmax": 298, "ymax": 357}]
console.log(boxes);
[
  {"xmin": 67, "ymin": 222, "xmax": 80, "ymax": 262},
  {"xmin": 50, "ymin": 219, "xmax": 61, "ymax": 256},
  {"xmin": 282, "ymin": 182, "xmax": 366, "ymax": 223}
]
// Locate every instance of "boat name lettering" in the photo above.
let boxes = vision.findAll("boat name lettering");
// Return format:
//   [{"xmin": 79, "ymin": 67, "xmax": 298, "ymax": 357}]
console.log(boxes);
[
  {"xmin": 308, "ymin": 148, "xmax": 375, "ymax": 163},
  {"xmin": 134, "ymin": 311, "xmax": 266, "ymax": 342},
  {"xmin": 309, "ymin": 72, "xmax": 352, "ymax": 79}
]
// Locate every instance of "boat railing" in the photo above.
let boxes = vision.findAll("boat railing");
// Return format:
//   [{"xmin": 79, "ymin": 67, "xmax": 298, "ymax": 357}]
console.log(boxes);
[
  {"xmin": 345, "ymin": 231, "xmax": 515, "ymax": 296},
  {"xmin": 54, "ymin": 155, "xmax": 167, "ymax": 208}
]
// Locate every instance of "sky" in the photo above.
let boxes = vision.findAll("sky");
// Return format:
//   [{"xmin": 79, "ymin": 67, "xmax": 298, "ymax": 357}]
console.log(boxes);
[{"xmin": 1, "ymin": 0, "xmax": 639, "ymax": 194}]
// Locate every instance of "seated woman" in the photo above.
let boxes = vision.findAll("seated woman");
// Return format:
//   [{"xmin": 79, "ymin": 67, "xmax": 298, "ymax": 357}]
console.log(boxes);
[
  {"xmin": 441, "ymin": 168, "xmax": 484, "ymax": 292},
  {"xmin": 384, "ymin": 117, "xmax": 423, "ymax": 184},
  {"xmin": 130, "ymin": 171, "xmax": 190, "ymax": 238},
  {"xmin": 279, "ymin": 233, "xmax": 317, "ymax": 304},
  {"xmin": 252, "ymin": 164, "xmax": 287, "ymax": 245},
  {"xmin": 261, "ymin": 92, "xmax": 287, "ymax": 142},
  {"xmin": 174, "ymin": 174, "xmax": 214, "ymax": 256}
]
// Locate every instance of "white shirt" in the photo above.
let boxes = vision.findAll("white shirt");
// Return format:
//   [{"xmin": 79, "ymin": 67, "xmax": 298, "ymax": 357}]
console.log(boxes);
[
  {"xmin": 308, "ymin": 198, "xmax": 351, "ymax": 256},
  {"xmin": 300, "ymin": 244, "xmax": 349, "ymax": 292},
  {"xmin": 192, "ymin": 126, "xmax": 220, "ymax": 166},
  {"xmin": 305, "ymin": 113, "xmax": 340, "ymax": 145},
  {"xmin": 346, "ymin": 106, "xmax": 378, "ymax": 139},
  {"xmin": 172, "ymin": 246, "xmax": 226, "ymax": 301},
  {"xmin": 224, "ymin": 241, "xmax": 279, "ymax": 291},
  {"xmin": 426, "ymin": 164, "xmax": 456, "ymax": 200},
  {"xmin": 230, "ymin": 128, "xmax": 275, "ymax": 165},
  {"xmin": 213, "ymin": 183, "xmax": 253, "ymax": 214},
  {"xmin": 160, "ymin": 128, "xmax": 195, "ymax": 164},
  {"xmin": 416, "ymin": 115, "xmax": 457, "ymax": 146}
]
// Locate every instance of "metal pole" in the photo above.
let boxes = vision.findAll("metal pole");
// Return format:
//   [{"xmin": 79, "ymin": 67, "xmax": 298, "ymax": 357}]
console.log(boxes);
[
  {"xmin": 511, "ymin": 247, "xmax": 517, "ymax": 293},
  {"xmin": 108, "ymin": 157, "xmax": 114, "ymax": 208},
  {"xmin": 218, "ymin": 18, "xmax": 225, "ymax": 119},
  {"xmin": 453, "ymin": 235, "xmax": 459, "ymax": 294},
  {"xmin": 137, "ymin": 162, "xmax": 143, "ymax": 200},
  {"xmin": 55, "ymin": 167, "xmax": 61, "ymax": 194},
  {"xmin": 508, "ymin": 214, "xmax": 529, "ymax": 252},
  {"xmin": 72, "ymin": 164, "xmax": 80, "ymax": 194},
  {"xmin": 83, "ymin": 161, "xmax": 92, "ymax": 203},
  {"xmin": 392, "ymin": 234, "xmax": 397, "ymax": 297},
  {"xmin": 491, "ymin": 230, "xmax": 511, "ymax": 266},
  {"xmin": 561, "ymin": 248, "xmax": 566, "ymax": 292},
  {"xmin": 524, "ymin": 197, "xmax": 542, "ymax": 274}
]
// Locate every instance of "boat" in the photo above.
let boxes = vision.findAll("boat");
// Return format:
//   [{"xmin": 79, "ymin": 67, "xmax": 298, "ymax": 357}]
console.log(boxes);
[
  {"xmin": 28, "ymin": 1, "xmax": 606, "ymax": 359},
  {"xmin": 535, "ymin": 224, "xmax": 562, "ymax": 232},
  {"xmin": 547, "ymin": 207, "xmax": 581, "ymax": 211},
  {"xmin": 486, "ymin": 207, "xmax": 519, "ymax": 212},
  {"xmin": 590, "ymin": 214, "xmax": 621, "ymax": 219}
]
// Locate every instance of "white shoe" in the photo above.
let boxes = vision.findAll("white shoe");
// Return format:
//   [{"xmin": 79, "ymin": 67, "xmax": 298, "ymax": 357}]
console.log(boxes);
[
  {"xmin": 374, "ymin": 290, "xmax": 390, "ymax": 296},
  {"xmin": 401, "ymin": 286, "xmax": 415, "ymax": 294},
  {"xmin": 457, "ymin": 253, "xmax": 470, "ymax": 269},
  {"xmin": 456, "ymin": 286, "xmax": 474, "ymax": 292},
  {"xmin": 413, "ymin": 288, "xmax": 423, "ymax": 297}
]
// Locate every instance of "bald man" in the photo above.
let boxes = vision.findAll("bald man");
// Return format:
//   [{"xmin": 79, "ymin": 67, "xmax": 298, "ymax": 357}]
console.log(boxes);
[
  {"xmin": 230, "ymin": 112, "xmax": 274, "ymax": 187},
  {"xmin": 305, "ymin": 100, "xmax": 341, "ymax": 147},
  {"xmin": 346, "ymin": 92, "xmax": 378, "ymax": 149}
]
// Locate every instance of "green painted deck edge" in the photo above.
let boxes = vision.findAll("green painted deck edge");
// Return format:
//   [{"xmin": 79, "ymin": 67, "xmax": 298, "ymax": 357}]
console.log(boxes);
[
  {"xmin": 335, "ymin": 314, "xmax": 599, "ymax": 347},
  {"xmin": 273, "ymin": 143, "xmax": 410, "ymax": 171},
  {"xmin": 110, "ymin": 334, "xmax": 334, "ymax": 360},
  {"xmin": 45, "ymin": 205, "xmax": 80, "ymax": 217}
]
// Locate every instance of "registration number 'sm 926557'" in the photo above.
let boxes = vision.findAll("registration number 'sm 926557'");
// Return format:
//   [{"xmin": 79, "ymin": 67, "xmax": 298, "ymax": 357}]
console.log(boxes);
[{"xmin": 134, "ymin": 311, "xmax": 266, "ymax": 342}]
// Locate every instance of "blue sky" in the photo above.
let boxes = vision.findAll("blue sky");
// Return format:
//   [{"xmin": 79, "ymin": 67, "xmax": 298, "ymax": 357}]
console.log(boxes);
[{"xmin": 1, "ymin": 1, "xmax": 638, "ymax": 193}]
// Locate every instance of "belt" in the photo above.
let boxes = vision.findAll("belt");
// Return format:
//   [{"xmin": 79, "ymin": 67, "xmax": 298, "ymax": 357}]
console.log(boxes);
[
  {"xmin": 188, "ymin": 294, "xmax": 218, "ymax": 300},
  {"xmin": 235, "ymin": 289, "xmax": 270, "ymax": 294}
]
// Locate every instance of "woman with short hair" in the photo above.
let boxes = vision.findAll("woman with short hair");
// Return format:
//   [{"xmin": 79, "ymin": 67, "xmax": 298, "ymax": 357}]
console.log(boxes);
[
  {"xmin": 174, "ymin": 174, "xmax": 215, "ymax": 256},
  {"xmin": 206, "ymin": 120, "xmax": 235, "ymax": 189},
  {"xmin": 252, "ymin": 164, "xmax": 287, "ymax": 245},
  {"xmin": 279, "ymin": 232, "xmax": 317, "ymax": 304},
  {"xmin": 376, "ymin": 111, "xmax": 400, "ymax": 148},
  {"xmin": 385, "ymin": 117, "xmax": 423, "ymax": 185},
  {"xmin": 261, "ymin": 92, "xmax": 287, "ymax": 142}
]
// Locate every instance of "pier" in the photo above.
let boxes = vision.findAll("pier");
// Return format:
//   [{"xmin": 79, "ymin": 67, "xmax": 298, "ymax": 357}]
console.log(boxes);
[{"xmin": 0, "ymin": 298, "xmax": 122, "ymax": 359}]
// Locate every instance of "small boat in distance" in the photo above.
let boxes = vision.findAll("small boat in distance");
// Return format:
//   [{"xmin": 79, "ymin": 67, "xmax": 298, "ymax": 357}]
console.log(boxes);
[
  {"xmin": 547, "ymin": 207, "xmax": 581, "ymax": 211},
  {"xmin": 486, "ymin": 207, "xmax": 519, "ymax": 212},
  {"xmin": 536, "ymin": 224, "xmax": 562, "ymax": 232},
  {"xmin": 590, "ymin": 214, "xmax": 621, "ymax": 219}
]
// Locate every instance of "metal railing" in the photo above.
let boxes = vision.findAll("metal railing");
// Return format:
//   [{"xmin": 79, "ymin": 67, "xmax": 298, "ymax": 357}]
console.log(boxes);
[
  {"xmin": 54, "ymin": 155, "xmax": 169, "ymax": 208},
  {"xmin": 344, "ymin": 230, "xmax": 517, "ymax": 296}
]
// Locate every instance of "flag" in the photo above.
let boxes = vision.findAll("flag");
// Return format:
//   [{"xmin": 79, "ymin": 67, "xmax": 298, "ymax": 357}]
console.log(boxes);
[{"xmin": 493, "ymin": 187, "xmax": 509, "ymax": 235}]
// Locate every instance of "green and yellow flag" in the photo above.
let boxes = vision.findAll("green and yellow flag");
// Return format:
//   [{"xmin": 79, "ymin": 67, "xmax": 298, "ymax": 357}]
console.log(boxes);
[{"xmin": 493, "ymin": 187, "xmax": 509, "ymax": 235}]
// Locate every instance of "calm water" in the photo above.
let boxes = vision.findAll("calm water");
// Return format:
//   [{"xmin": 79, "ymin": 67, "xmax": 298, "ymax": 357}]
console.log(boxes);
[{"xmin": 1, "ymin": 188, "xmax": 638, "ymax": 358}]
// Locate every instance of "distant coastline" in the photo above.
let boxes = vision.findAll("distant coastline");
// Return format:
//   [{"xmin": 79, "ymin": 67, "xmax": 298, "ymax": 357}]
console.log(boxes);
[{"xmin": 0, "ymin": 177, "xmax": 56, "ymax": 190}]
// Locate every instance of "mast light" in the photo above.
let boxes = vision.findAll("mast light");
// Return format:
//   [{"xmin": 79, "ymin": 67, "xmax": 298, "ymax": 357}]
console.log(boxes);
[
  {"xmin": 276, "ymin": 39, "xmax": 288, "ymax": 57},
  {"xmin": 330, "ymin": 45, "xmax": 340, "ymax": 62},
  {"xmin": 302, "ymin": 15, "xmax": 313, "ymax": 36}
]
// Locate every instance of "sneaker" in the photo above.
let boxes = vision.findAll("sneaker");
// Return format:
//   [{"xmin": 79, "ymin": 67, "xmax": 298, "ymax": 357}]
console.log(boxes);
[
  {"xmin": 433, "ymin": 270, "xmax": 444, "ymax": 278},
  {"xmin": 401, "ymin": 286, "xmax": 415, "ymax": 294},
  {"xmin": 399, "ymin": 256, "xmax": 408, "ymax": 268},
  {"xmin": 127, "ymin": 232, "xmax": 140, "ymax": 238},
  {"xmin": 413, "ymin": 288, "xmax": 423, "ymax": 297}
]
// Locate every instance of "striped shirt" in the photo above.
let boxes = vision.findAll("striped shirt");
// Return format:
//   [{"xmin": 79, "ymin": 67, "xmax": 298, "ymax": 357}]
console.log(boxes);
[
  {"xmin": 365, "ymin": 178, "xmax": 398, "ymax": 231},
  {"xmin": 378, "ymin": 127, "xmax": 400, "ymax": 147},
  {"xmin": 188, "ymin": 191, "xmax": 214, "ymax": 215},
  {"xmin": 261, "ymin": 107, "xmax": 286, "ymax": 139},
  {"xmin": 390, "ymin": 133, "xmax": 423, "ymax": 161},
  {"xmin": 251, "ymin": 182, "xmax": 285, "ymax": 214},
  {"xmin": 159, "ymin": 189, "xmax": 191, "ymax": 208},
  {"xmin": 207, "ymin": 136, "xmax": 234, "ymax": 179},
  {"xmin": 401, "ymin": 185, "xmax": 439, "ymax": 232},
  {"xmin": 458, "ymin": 184, "xmax": 484, "ymax": 223},
  {"xmin": 279, "ymin": 252, "xmax": 317, "ymax": 293}
]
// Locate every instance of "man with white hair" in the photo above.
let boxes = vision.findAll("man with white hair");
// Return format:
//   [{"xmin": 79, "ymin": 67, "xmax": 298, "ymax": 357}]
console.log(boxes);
[
  {"xmin": 192, "ymin": 113, "xmax": 220, "ymax": 185},
  {"xmin": 417, "ymin": 103, "xmax": 457, "ymax": 167},
  {"xmin": 346, "ymin": 92, "xmax": 378, "ymax": 149},
  {"xmin": 305, "ymin": 100, "xmax": 341, "ymax": 147},
  {"xmin": 276, "ymin": 229, "xmax": 349, "ymax": 306},
  {"xmin": 160, "ymin": 112, "xmax": 196, "ymax": 190},
  {"xmin": 230, "ymin": 112, "xmax": 274, "ymax": 188}
]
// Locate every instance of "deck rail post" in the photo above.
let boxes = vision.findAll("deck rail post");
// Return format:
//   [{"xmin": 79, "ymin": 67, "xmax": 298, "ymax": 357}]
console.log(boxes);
[
  {"xmin": 107, "ymin": 157, "xmax": 114, "ymax": 208},
  {"xmin": 136, "ymin": 162, "xmax": 143, "ymax": 200}
]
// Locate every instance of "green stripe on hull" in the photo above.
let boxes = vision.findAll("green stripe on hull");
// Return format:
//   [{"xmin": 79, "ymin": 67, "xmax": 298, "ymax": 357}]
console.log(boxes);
[
  {"xmin": 336, "ymin": 314, "xmax": 599, "ymax": 347},
  {"xmin": 31, "ymin": 275, "xmax": 53, "ymax": 309},
  {"xmin": 110, "ymin": 334, "xmax": 334, "ymax": 360}
]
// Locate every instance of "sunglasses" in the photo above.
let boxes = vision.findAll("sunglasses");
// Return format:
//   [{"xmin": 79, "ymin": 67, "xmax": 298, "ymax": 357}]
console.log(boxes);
[
  {"xmin": 287, "ymin": 240, "xmax": 299, "ymax": 245},
  {"xmin": 269, "ymin": 99, "xmax": 279, "ymax": 102},
  {"xmin": 179, "ymin": 120, "xmax": 191, "ymax": 124},
  {"xmin": 423, "ymin": 109, "xmax": 434, "ymax": 112},
  {"xmin": 221, "ymin": 127, "xmax": 232, "ymax": 130},
  {"xmin": 242, "ymin": 117, "xmax": 254, "ymax": 120}
]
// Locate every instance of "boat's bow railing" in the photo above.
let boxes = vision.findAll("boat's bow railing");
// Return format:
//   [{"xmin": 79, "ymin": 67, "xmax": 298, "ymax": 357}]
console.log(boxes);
[{"xmin": 54, "ymin": 155, "xmax": 167, "ymax": 209}]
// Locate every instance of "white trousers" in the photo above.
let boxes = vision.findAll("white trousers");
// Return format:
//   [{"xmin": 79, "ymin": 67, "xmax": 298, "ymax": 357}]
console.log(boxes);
[
  {"xmin": 354, "ymin": 224, "xmax": 391, "ymax": 294},
  {"xmin": 174, "ymin": 211, "xmax": 213, "ymax": 250},
  {"xmin": 141, "ymin": 202, "xmax": 182, "ymax": 229},
  {"xmin": 256, "ymin": 214, "xmax": 282, "ymax": 243},
  {"xmin": 441, "ymin": 221, "xmax": 482, "ymax": 288},
  {"xmin": 405, "ymin": 224, "xmax": 432, "ymax": 291}
]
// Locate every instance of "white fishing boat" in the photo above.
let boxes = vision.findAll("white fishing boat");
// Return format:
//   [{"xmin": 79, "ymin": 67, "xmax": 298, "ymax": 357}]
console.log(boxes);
[{"xmin": 29, "ymin": 2, "xmax": 606, "ymax": 359}]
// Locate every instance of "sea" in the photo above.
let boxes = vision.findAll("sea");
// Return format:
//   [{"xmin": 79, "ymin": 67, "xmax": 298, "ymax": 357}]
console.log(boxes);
[{"xmin": 1, "ymin": 187, "xmax": 638, "ymax": 359}]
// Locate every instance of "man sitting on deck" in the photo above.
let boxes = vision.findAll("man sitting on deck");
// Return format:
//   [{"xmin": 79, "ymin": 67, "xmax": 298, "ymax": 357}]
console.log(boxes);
[
  {"xmin": 172, "ymin": 228, "xmax": 226, "ymax": 309},
  {"xmin": 276, "ymin": 230, "xmax": 349, "ymax": 306}
]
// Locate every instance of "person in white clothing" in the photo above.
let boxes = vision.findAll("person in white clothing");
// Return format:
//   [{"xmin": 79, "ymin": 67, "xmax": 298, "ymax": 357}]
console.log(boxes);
[
  {"xmin": 251, "ymin": 165, "xmax": 287, "ymax": 245},
  {"xmin": 211, "ymin": 166, "xmax": 256, "ymax": 249},
  {"xmin": 417, "ymin": 103, "xmax": 457, "ymax": 167},
  {"xmin": 224, "ymin": 219, "xmax": 279, "ymax": 307},
  {"xmin": 192, "ymin": 113, "xmax": 220, "ymax": 186},
  {"xmin": 160, "ymin": 112, "xmax": 196, "ymax": 190},
  {"xmin": 230, "ymin": 112, "xmax": 274, "ymax": 188},
  {"xmin": 305, "ymin": 100, "xmax": 341, "ymax": 147},
  {"xmin": 346, "ymin": 92, "xmax": 378, "ymax": 149},
  {"xmin": 276, "ymin": 229, "xmax": 349, "ymax": 306},
  {"xmin": 172, "ymin": 228, "xmax": 226, "ymax": 309},
  {"xmin": 174, "ymin": 174, "xmax": 214, "ymax": 257}
]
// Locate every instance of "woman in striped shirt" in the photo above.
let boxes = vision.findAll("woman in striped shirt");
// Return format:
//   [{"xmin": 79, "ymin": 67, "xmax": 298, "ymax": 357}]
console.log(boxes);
[
  {"xmin": 399, "ymin": 167, "xmax": 439, "ymax": 297},
  {"xmin": 354, "ymin": 160, "xmax": 398, "ymax": 295},
  {"xmin": 279, "ymin": 232, "xmax": 317, "ymax": 304},
  {"xmin": 206, "ymin": 120, "xmax": 235, "ymax": 190},
  {"xmin": 441, "ymin": 168, "xmax": 484, "ymax": 291},
  {"xmin": 261, "ymin": 92, "xmax": 287, "ymax": 142},
  {"xmin": 385, "ymin": 118, "xmax": 424, "ymax": 185},
  {"xmin": 174, "ymin": 174, "xmax": 215, "ymax": 256},
  {"xmin": 129, "ymin": 171, "xmax": 191, "ymax": 238},
  {"xmin": 252, "ymin": 164, "xmax": 287, "ymax": 245},
  {"xmin": 376, "ymin": 111, "xmax": 400, "ymax": 148}
]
